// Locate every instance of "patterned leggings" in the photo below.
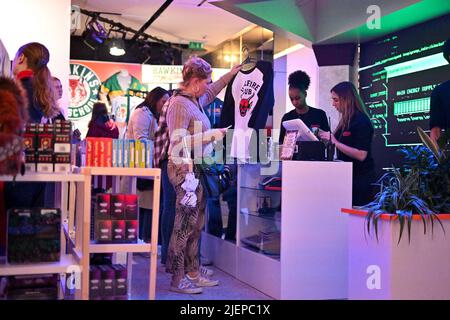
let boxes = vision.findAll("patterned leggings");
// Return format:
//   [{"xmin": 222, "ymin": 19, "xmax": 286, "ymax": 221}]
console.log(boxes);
[{"xmin": 165, "ymin": 161, "xmax": 206, "ymax": 285}]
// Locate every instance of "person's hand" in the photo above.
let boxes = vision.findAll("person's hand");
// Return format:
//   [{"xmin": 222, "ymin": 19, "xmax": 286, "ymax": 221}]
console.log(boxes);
[
  {"xmin": 229, "ymin": 64, "xmax": 242, "ymax": 76},
  {"xmin": 319, "ymin": 131, "xmax": 337, "ymax": 144}
]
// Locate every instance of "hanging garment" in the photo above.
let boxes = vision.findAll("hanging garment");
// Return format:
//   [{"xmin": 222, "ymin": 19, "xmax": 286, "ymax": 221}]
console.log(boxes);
[
  {"xmin": 220, "ymin": 61, "xmax": 274, "ymax": 161},
  {"xmin": 111, "ymin": 95, "xmax": 144, "ymax": 139},
  {"xmin": 100, "ymin": 72, "xmax": 143, "ymax": 101}
]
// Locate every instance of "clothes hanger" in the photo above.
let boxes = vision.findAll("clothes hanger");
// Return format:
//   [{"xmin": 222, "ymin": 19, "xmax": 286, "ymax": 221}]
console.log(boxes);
[{"xmin": 241, "ymin": 45, "xmax": 256, "ymax": 72}]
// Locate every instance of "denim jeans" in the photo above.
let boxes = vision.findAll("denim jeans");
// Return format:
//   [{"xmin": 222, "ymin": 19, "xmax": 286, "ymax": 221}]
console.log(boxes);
[{"xmin": 160, "ymin": 159, "xmax": 177, "ymax": 265}]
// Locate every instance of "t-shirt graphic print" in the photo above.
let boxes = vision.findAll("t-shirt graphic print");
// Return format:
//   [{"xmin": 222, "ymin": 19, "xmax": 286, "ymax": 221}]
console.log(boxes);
[{"xmin": 221, "ymin": 61, "xmax": 274, "ymax": 161}]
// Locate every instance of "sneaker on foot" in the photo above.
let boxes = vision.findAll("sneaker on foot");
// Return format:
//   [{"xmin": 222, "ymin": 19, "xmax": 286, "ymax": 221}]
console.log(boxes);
[
  {"xmin": 200, "ymin": 265, "xmax": 214, "ymax": 277},
  {"xmin": 200, "ymin": 256, "xmax": 213, "ymax": 266},
  {"xmin": 186, "ymin": 274, "xmax": 219, "ymax": 287},
  {"xmin": 170, "ymin": 277, "xmax": 203, "ymax": 294}
]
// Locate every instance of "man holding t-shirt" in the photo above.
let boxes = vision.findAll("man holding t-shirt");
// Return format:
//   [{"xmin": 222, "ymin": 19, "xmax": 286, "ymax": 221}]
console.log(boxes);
[
  {"xmin": 279, "ymin": 70, "xmax": 329, "ymax": 145},
  {"xmin": 430, "ymin": 38, "xmax": 450, "ymax": 143}
]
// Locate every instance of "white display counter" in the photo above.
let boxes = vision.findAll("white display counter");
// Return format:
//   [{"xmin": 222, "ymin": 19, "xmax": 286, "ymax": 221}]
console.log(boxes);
[{"xmin": 203, "ymin": 160, "xmax": 352, "ymax": 299}]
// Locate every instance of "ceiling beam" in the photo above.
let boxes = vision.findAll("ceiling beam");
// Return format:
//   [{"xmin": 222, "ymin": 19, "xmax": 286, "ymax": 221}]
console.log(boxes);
[{"xmin": 130, "ymin": 0, "xmax": 174, "ymax": 42}]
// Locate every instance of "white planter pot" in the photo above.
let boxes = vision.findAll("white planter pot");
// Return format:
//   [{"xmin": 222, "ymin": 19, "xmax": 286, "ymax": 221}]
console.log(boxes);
[{"xmin": 344, "ymin": 209, "xmax": 450, "ymax": 300}]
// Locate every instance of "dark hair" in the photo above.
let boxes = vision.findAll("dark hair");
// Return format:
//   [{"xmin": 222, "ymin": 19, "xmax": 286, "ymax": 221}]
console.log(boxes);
[
  {"xmin": 0, "ymin": 77, "xmax": 29, "ymax": 132},
  {"xmin": 137, "ymin": 86, "xmax": 169, "ymax": 116},
  {"xmin": 444, "ymin": 37, "xmax": 450, "ymax": 63},
  {"xmin": 331, "ymin": 81, "xmax": 370, "ymax": 132},
  {"xmin": 17, "ymin": 42, "xmax": 58, "ymax": 118},
  {"xmin": 288, "ymin": 70, "xmax": 311, "ymax": 92},
  {"xmin": 88, "ymin": 102, "xmax": 108, "ymax": 127}
]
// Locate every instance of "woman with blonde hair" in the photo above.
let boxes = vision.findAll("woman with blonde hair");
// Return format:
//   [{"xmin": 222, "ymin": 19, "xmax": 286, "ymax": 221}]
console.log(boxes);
[
  {"xmin": 163, "ymin": 56, "xmax": 240, "ymax": 294},
  {"xmin": 319, "ymin": 81, "xmax": 375, "ymax": 206}
]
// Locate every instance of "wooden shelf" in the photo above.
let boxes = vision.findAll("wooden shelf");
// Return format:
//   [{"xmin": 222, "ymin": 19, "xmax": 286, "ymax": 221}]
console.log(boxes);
[
  {"xmin": 81, "ymin": 167, "xmax": 160, "ymax": 177},
  {"xmin": 0, "ymin": 255, "xmax": 80, "ymax": 276},
  {"xmin": 0, "ymin": 173, "xmax": 85, "ymax": 182},
  {"xmin": 89, "ymin": 240, "xmax": 152, "ymax": 253}
]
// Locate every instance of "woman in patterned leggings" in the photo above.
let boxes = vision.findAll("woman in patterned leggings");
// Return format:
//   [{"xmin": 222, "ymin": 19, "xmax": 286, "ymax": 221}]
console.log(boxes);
[{"xmin": 165, "ymin": 56, "xmax": 240, "ymax": 294}]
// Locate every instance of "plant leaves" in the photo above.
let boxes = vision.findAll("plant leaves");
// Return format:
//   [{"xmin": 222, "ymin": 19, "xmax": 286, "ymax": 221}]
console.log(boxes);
[{"xmin": 398, "ymin": 213, "xmax": 405, "ymax": 245}]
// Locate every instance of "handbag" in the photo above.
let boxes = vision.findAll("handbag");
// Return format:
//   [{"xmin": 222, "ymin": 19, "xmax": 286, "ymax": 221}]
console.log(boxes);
[{"xmin": 195, "ymin": 158, "xmax": 232, "ymax": 198}]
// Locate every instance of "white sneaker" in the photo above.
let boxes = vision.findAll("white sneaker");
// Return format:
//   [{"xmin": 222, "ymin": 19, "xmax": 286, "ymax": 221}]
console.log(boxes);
[
  {"xmin": 170, "ymin": 277, "xmax": 203, "ymax": 294},
  {"xmin": 186, "ymin": 274, "xmax": 219, "ymax": 287},
  {"xmin": 200, "ymin": 265, "xmax": 214, "ymax": 277}
]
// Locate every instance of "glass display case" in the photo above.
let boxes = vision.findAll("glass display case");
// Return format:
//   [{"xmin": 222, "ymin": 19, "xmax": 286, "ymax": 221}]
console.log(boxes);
[{"xmin": 238, "ymin": 164, "xmax": 281, "ymax": 259}]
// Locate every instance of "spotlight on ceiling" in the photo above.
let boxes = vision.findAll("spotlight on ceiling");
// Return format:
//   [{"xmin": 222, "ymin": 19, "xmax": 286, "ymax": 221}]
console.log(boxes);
[
  {"xmin": 109, "ymin": 38, "xmax": 126, "ymax": 56},
  {"xmin": 82, "ymin": 17, "xmax": 108, "ymax": 50}
]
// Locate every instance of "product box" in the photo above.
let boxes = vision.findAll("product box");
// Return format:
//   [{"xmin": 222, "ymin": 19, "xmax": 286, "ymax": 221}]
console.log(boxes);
[
  {"xmin": 125, "ymin": 194, "xmax": 138, "ymax": 220},
  {"xmin": 98, "ymin": 138, "xmax": 112, "ymax": 167},
  {"xmin": 129, "ymin": 140, "xmax": 135, "ymax": 168},
  {"xmin": 95, "ymin": 194, "xmax": 110, "ymax": 220},
  {"xmin": 112, "ymin": 220, "xmax": 126, "ymax": 242},
  {"xmin": 111, "ymin": 265, "xmax": 127, "ymax": 297},
  {"xmin": 117, "ymin": 139, "xmax": 124, "ymax": 168},
  {"xmin": 93, "ymin": 139, "xmax": 100, "ymax": 167},
  {"xmin": 95, "ymin": 220, "xmax": 112, "ymax": 243},
  {"xmin": 38, "ymin": 132, "xmax": 54, "ymax": 153},
  {"xmin": 7, "ymin": 208, "xmax": 61, "ymax": 264},
  {"xmin": 123, "ymin": 140, "xmax": 130, "ymax": 168},
  {"xmin": 134, "ymin": 140, "xmax": 141, "ymax": 168},
  {"xmin": 89, "ymin": 266, "xmax": 101, "ymax": 299},
  {"xmin": 23, "ymin": 133, "xmax": 36, "ymax": 153},
  {"xmin": 25, "ymin": 153, "xmax": 36, "ymax": 173},
  {"xmin": 86, "ymin": 138, "xmax": 94, "ymax": 167},
  {"xmin": 98, "ymin": 265, "xmax": 115, "ymax": 298},
  {"xmin": 145, "ymin": 139, "xmax": 153, "ymax": 168},
  {"xmin": 54, "ymin": 153, "xmax": 71, "ymax": 173},
  {"xmin": 54, "ymin": 120, "xmax": 71, "ymax": 134},
  {"xmin": 37, "ymin": 153, "xmax": 54, "ymax": 173},
  {"xmin": 125, "ymin": 220, "xmax": 138, "ymax": 243},
  {"xmin": 110, "ymin": 194, "xmax": 125, "ymax": 220},
  {"xmin": 112, "ymin": 139, "xmax": 118, "ymax": 167},
  {"xmin": 54, "ymin": 133, "xmax": 71, "ymax": 153}
]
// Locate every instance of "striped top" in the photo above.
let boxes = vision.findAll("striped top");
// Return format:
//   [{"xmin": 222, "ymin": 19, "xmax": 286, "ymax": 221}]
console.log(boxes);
[{"xmin": 166, "ymin": 73, "xmax": 233, "ymax": 161}]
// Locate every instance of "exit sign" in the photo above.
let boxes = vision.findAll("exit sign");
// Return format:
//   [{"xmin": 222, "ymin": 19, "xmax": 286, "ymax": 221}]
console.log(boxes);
[{"xmin": 189, "ymin": 42, "xmax": 204, "ymax": 50}]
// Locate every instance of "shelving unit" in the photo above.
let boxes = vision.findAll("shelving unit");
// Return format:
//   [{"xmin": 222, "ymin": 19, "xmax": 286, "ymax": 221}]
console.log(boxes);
[
  {"xmin": 0, "ymin": 172, "xmax": 88, "ymax": 300},
  {"xmin": 80, "ymin": 167, "xmax": 161, "ymax": 300}
]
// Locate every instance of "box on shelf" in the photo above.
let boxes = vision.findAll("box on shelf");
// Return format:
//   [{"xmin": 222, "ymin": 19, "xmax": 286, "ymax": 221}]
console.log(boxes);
[
  {"xmin": 7, "ymin": 208, "xmax": 61, "ymax": 264},
  {"xmin": 23, "ymin": 120, "xmax": 73, "ymax": 174},
  {"xmin": 110, "ymin": 194, "xmax": 125, "ymax": 220},
  {"xmin": 4, "ymin": 274, "xmax": 58, "ymax": 300},
  {"xmin": 94, "ymin": 194, "xmax": 138, "ymax": 244}
]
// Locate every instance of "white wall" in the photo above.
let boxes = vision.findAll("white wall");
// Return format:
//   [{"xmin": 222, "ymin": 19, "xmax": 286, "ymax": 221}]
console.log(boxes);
[
  {"xmin": 0, "ymin": 0, "xmax": 71, "ymax": 118},
  {"xmin": 272, "ymin": 45, "xmax": 320, "ymax": 142},
  {"xmin": 286, "ymin": 46, "xmax": 319, "ymax": 112}
]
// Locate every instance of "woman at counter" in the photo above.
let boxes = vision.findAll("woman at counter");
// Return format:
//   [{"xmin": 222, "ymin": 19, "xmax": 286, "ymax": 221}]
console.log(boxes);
[
  {"xmin": 279, "ymin": 70, "xmax": 329, "ymax": 145},
  {"xmin": 319, "ymin": 81, "xmax": 375, "ymax": 206}
]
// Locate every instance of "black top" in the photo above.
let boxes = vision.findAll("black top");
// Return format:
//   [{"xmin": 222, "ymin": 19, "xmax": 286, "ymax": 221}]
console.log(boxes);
[
  {"xmin": 430, "ymin": 80, "xmax": 450, "ymax": 130},
  {"xmin": 335, "ymin": 111, "xmax": 374, "ymax": 176},
  {"xmin": 279, "ymin": 107, "xmax": 330, "ymax": 144},
  {"xmin": 21, "ymin": 76, "xmax": 65, "ymax": 123},
  {"xmin": 21, "ymin": 77, "xmax": 44, "ymax": 123}
]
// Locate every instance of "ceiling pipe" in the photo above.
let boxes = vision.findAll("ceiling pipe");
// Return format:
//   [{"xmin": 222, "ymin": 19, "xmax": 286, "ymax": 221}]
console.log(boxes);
[{"xmin": 130, "ymin": 0, "xmax": 174, "ymax": 42}]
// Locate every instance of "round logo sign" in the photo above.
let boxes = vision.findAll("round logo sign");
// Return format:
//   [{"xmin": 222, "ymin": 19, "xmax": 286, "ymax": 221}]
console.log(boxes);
[{"xmin": 68, "ymin": 63, "xmax": 101, "ymax": 120}]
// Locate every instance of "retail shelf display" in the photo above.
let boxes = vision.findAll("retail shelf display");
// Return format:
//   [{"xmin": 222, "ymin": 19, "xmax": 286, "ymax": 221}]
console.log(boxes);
[
  {"xmin": 0, "ymin": 172, "xmax": 88, "ymax": 300},
  {"xmin": 79, "ymin": 166, "xmax": 161, "ymax": 300}
]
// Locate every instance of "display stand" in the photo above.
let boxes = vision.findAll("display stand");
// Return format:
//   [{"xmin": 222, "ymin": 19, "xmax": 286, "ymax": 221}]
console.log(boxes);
[
  {"xmin": 203, "ymin": 161, "xmax": 352, "ymax": 299},
  {"xmin": 80, "ymin": 167, "xmax": 161, "ymax": 300},
  {"xmin": 0, "ymin": 172, "xmax": 89, "ymax": 300}
]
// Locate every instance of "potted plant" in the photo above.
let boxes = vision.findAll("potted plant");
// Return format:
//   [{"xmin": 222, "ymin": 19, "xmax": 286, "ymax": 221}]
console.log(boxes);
[{"xmin": 343, "ymin": 127, "xmax": 450, "ymax": 299}]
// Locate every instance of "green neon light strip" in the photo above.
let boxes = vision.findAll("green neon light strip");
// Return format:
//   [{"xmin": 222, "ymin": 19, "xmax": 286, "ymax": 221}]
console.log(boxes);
[
  {"xmin": 394, "ymin": 97, "xmax": 430, "ymax": 116},
  {"xmin": 385, "ymin": 53, "xmax": 447, "ymax": 79}
]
